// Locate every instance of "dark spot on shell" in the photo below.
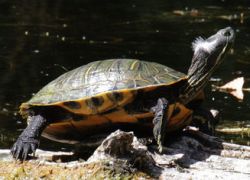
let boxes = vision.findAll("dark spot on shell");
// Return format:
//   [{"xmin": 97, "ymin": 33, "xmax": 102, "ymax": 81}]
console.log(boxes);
[
  {"xmin": 63, "ymin": 101, "xmax": 81, "ymax": 109},
  {"xmin": 72, "ymin": 114, "xmax": 87, "ymax": 121},
  {"xmin": 107, "ymin": 92, "xmax": 122, "ymax": 102},
  {"xmin": 171, "ymin": 106, "xmax": 181, "ymax": 117},
  {"xmin": 112, "ymin": 92, "xmax": 123, "ymax": 101},
  {"xmin": 91, "ymin": 97, "xmax": 104, "ymax": 107}
]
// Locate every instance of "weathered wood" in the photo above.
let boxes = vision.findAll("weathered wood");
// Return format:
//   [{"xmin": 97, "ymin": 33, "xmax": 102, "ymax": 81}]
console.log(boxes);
[
  {"xmin": 1, "ymin": 128, "xmax": 250, "ymax": 179},
  {"xmin": 86, "ymin": 129, "xmax": 250, "ymax": 179},
  {"xmin": 217, "ymin": 127, "xmax": 250, "ymax": 134}
]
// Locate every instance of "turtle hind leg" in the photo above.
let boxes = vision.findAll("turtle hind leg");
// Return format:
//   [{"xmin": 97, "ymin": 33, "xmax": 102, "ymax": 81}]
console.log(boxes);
[
  {"xmin": 150, "ymin": 97, "xmax": 169, "ymax": 152},
  {"xmin": 11, "ymin": 114, "xmax": 48, "ymax": 161},
  {"xmin": 191, "ymin": 107, "xmax": 219, "ymax": 135}
]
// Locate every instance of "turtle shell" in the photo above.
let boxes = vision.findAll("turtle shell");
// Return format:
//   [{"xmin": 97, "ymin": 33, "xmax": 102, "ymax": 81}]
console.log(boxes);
[{"xmin": 20, "ymin": 59, "xmax": 187, "ymax": 116}]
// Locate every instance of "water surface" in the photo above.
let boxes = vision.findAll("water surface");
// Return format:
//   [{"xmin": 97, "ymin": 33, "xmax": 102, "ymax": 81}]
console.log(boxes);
[{"xmin": 0, "ymin": 0, "xmax": 250, "ymax": 149}]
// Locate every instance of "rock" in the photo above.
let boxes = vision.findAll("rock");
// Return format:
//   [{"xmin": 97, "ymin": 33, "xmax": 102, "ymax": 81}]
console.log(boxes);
[
  {"xmin": 87, "ymin": 130, "xmax": 159, "ymax": 176},
  {"xmin": 0, "ymin": 149, "xmax": 12, "ymax": 161},
  {"xmin": 1, "ymin": 128, "xmax": 250, "ymax": 179}
]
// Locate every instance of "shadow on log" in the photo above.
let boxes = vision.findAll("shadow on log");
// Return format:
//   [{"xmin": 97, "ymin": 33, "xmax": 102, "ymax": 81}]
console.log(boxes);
[{"xmin": 1, "ymin": 128, "xmax": 250, "ymax": 179}]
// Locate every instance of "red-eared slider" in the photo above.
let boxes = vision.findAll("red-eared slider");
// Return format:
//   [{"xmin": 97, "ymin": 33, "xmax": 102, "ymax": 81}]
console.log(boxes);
[{"xmin": 11, "ymin": 27, "xmax": 234, "ymax": 160}]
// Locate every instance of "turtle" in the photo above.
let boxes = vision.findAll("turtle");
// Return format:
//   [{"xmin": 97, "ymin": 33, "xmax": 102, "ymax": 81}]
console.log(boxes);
[{"xmin": 11, "ymin": 27, "xmax": 235, "ymax": 160}]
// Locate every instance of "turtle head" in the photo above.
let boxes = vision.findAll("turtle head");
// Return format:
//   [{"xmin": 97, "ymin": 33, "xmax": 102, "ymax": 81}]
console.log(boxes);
[{"xmin": 181, "ymin": 27, "xmax": 235, "ymax": 103}]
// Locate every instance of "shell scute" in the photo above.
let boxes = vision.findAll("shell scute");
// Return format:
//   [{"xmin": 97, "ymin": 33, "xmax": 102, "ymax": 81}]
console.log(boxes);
[{"xmin": 22, "ymin": 59, "xmax": 186, "ymax": 115}]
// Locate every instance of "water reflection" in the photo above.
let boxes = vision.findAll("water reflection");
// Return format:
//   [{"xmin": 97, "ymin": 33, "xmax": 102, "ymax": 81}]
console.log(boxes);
[{"xmin": 0, "ymin": 0, "xmax": 250, "ymax": 148}]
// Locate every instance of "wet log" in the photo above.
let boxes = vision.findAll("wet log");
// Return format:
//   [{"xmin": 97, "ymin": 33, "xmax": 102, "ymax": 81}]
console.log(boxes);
[{"xmin": 1, "ymin": 128, "xmax": 250, "ymax": 179}]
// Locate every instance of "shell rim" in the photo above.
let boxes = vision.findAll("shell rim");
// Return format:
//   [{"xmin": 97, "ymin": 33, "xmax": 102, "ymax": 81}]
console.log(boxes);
[{"xmin": 20, "ymin": 77, "xmax": 187, "ymax": 113}]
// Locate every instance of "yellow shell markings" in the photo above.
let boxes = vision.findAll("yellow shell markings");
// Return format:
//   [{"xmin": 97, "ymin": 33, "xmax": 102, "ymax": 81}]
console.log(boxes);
[
  {"xmin": 20, "ymin": 77, "xmax": 187, "ymax": 117},
  {"xmin": 20, "ymin": 89, "xmax": 137, "ymax": 115},
  {"xmin": 20, "ymin": 59, "xmax": 187, "ymax": 115},
  {"xmin": 42, "ymin": 102, "xmax": 193, "ymax": 143},
  {"xmin": 129, "ymin": 60, "xmax": 140, "ymax": 70},
  {"xmin": 32, "ymin": 60, "xmax": 186, "ymax": 101},
  {"xmin": 42, "ymin": 110, "xmax": 141, "ymax": 143},
  {"xmin": 166, "ymin": 103, "xmax": 193, "ymax": 132}
]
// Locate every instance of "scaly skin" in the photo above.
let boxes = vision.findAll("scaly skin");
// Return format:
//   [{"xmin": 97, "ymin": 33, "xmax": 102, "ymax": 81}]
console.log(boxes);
[
  {"xmin": 11, "ymin": 115, "xmax": 47, "ymax": 160},
  {"xmin": 151, "ymin": 98, "xmax": 169, "ymax": 152}
]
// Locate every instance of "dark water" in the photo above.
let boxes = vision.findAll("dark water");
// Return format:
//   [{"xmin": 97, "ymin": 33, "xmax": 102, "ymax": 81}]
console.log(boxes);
[{"xmin": 0, "ymin": 0, "xmax": 250, "ymax": 149}]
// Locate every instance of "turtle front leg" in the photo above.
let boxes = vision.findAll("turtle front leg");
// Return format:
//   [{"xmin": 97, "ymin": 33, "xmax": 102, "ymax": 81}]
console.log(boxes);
[
  {"xmin": 11, "ymin": 114, "xmax": 48, "ymax": 160},
  {"xmin": 150, "ymin": 97, "xmax": 169, "ymax": 152}
]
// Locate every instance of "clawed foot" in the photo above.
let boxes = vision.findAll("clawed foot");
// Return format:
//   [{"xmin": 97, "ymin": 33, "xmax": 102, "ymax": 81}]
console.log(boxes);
[
  {"xmin": 11, "ymin": 114, "xmax": 48, "ymax": 161},
  {"xmin": 151, "ymin": 98, "xmax": 169, "ymax": 153},
  {"xmin": 11, "ymin": 136, "xmax": 39, "ymax": 161}
]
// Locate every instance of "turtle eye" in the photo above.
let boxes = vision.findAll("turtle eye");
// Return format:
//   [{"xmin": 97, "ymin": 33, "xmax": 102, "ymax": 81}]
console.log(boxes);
[
  {"xmin": 219, "ymin": 27, "xmax": 234, "ymax": 41},
  {"xmin": 223, "ymin": 31, "xmax": 231, "ymax": 37}
]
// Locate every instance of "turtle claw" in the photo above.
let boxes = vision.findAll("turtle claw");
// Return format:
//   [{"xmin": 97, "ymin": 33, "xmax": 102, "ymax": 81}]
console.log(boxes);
[
  {"xmin": 151, "ymin": 98, "xmax": 169, "ymax": 153},
  {"xmin": 152, "ymin": 119, "xmax": 163, "ymax": 151},
  {"xmin": 11, "ymin": 136, "xmax": 39, "ymax": 161},
  {"xmin": 157, "ymin": 136, "xmax": 163, "ymax": 153},
  {"xmin": 11, "ymin": 115, "xmax": 47, "ymax": 161},
  {"xmin": 151, "ymin": 98, "xmax": 168, "ymax": 152}
]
